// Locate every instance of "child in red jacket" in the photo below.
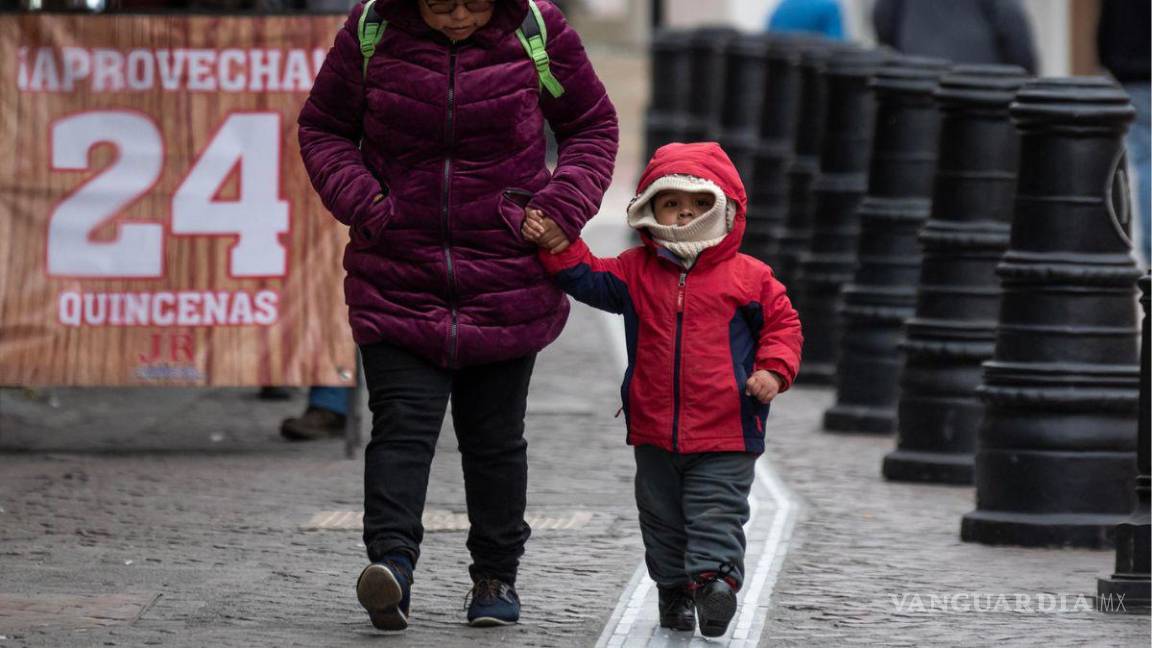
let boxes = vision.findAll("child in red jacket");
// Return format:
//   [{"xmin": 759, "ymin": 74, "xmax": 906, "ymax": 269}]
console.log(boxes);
[{"xmin": 523, "ymin": 142, "xmax": 802, "ymax": 637}]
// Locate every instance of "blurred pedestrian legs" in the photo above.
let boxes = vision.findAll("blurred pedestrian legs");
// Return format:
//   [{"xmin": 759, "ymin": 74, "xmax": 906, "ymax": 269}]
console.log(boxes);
[{"xmin": 281, "ymin": 386, "xmax": 349, "ymax": 441}]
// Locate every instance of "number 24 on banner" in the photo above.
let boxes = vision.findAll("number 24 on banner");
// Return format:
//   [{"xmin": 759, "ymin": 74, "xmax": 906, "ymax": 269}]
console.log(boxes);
[{"xmin": 48, "ymin": 110, "xmax": 289, "ymax": 279}]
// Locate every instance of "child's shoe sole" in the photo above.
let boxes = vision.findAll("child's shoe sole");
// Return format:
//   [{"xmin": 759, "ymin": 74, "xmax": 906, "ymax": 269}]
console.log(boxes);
[
  {"xmin": 468, "ymin": 616, "xmax": 517, "ymax": 627},
  {"xmin": 356, "ymin": 564, "xmax": 408, "ymax": 631},
  {"xmin": 696, "ymin": 587, "xmax": 737, "ymax": 638}
]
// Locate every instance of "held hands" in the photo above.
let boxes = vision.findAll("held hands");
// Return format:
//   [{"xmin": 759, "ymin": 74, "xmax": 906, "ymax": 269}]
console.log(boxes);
[
  {"xmin": 521, "ymin": 208, "xmax": 571, "ymax": 254},
  {"xmin": 745, "ymin": 370, "xmax": 782, "ymax": 404}
]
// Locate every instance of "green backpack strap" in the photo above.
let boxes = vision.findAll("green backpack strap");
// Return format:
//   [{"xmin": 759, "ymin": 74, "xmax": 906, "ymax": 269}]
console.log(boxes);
[
  {"xmin": 358, "ymin": 0, "xmax": 387, "ymax": 80},
  {"xmin": 516, "ymin": 0, "xmax": 565, "ymax": 98}
]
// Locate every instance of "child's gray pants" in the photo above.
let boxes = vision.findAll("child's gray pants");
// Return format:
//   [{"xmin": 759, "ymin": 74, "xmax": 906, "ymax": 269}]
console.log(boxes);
[{"xmin": 633, "ymin": 445, "xmax": 757, "ymax": 589}]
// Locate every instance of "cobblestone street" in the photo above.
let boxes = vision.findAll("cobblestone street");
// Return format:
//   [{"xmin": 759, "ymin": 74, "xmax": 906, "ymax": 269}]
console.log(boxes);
[
  {"xmin": 2, "ymin": 44, "xmax": 1150, "ymax": 648},
  {"xmin": 2, "ymin": 255, "xmax": 1149, "ymax": 646},
  {"xmin": 0, "ymin": 297, "xmax": 644, "ymax": 648}
]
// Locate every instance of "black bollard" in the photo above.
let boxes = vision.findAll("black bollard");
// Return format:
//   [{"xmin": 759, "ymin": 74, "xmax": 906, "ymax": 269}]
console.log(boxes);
[
  {"xmin": 883, "ymin": 65, "xmax": 1031, "ymax": 483},
  {"xmin": 718, "ymin": 33, "xmax": 770, "ymax": 185},
  {"xmin": 743, "ymin": 34, "xmax": 816, "ymax": 264},
  {"xmin": 1096, "ymin": 271, "xmax": 1150, "ymax": 613},
  {"xmin": 792, "ymin": 46, "xmax": 887, "ymax": 386},
  {"xmin": 684, "ymin": 27, "xmax": 737, "ymax": 142},
  {"xmin": 824, "ymin": 56, "xmax": 951, "ymax": 434},
  {"xmin": 776, "ymin": 43, "xmax": 834, "ymax": 288},
  {"xmin": 961, "ymin": 78, "xmax": 1140, "ymax": 548},
  {"xmin": 645, "ymin": 28, "xmax": 694, "ymax": 162}
]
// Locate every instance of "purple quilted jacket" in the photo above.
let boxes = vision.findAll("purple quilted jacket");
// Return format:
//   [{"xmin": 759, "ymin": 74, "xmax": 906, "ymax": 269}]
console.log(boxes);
[{"xmin": 298, "ymin": 0, "xmax": 618, "ymax": 367}]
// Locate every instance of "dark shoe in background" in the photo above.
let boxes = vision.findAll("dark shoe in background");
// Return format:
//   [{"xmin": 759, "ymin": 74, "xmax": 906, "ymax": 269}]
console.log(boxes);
[
  {"xmin": 694, "ymin": 577, "xmax": 737, "ymax": 637},
  {"xmin": 257, "ymin": 386, "xmax": 295, "ymax": 400},
  {"xmin": 279, "ymin": 406, "xmax": 345, "ymax": 441},
  {"xmin": 466, "ymin": 577, "xmax": 520, "ymax": 626},
  {"xmin": 657, "ymin": 584, "xmax": 696, "ymax": 631},
  {"xmin": 356, "ymin": 561, "xmax": 412, "ymax": 631}
]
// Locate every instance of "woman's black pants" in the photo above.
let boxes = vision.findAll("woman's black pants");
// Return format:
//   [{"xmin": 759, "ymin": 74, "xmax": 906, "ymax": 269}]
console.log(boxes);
[{"xmin": 360, "ymin": 341, "xmax": 536, "ymax": 585}]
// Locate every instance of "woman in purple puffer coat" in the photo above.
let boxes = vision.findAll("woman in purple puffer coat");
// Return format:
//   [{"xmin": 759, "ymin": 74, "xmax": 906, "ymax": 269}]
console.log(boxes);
[{"xmin": 298, "ymin": 0, "xmax": 617, "ymax": 631}]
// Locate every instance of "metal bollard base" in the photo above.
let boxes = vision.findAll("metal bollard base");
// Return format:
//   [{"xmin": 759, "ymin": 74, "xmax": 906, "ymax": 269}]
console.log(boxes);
[
  {"xmin": 823, "ymin": 404, "xmax": 895, "ymax": 434},
  {"xmin": 960, "ymin": 510, "xmax": 1126, "ymax": 549},
  {"xmin": 882, "ymin": 449, "xmax": 973, "ymax": 484},
  {"xmin": 1096, "ymin": 576, "xmax": 1151, "ymax": 615},
  {"xmin": 795, "ymin": 362, "xmax": 836, "ymax": 386}
]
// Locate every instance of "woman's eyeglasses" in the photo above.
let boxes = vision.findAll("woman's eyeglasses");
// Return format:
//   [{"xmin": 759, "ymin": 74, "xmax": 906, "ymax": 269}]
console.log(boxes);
[{"xmin": 424, "ymin": 0, "xmax": 495, "ymax": 14}]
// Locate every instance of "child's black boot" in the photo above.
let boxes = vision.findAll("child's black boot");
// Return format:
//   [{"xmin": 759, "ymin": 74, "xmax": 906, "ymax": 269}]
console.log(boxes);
[
  {"xmin": 657, "ymin": 584, "xmax": 695, "ymax": 631},
  {"xmin": 693, "ymin": 566, "xmax": 739, "ymax": 637}
]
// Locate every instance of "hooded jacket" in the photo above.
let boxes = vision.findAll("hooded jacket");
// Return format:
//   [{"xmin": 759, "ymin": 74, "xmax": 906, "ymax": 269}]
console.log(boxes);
[
  {"xmin": 539, "ymin": 142, "xmax": 803, "ymax": 454},
  {"xmin": 298, "ymin": 0, "xmax": 618, "ymax": 368}
]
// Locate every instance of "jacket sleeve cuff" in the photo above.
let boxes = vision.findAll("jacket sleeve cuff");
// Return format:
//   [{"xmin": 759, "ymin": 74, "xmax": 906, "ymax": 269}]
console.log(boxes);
[
  {"xmin": 537, "ymin": 238, "xmax": 589, "ymax": 275},
  {"xmin": 527, "ymin": 192, "xmax": 585, "ymax": 245},
  {"xmin": 755, "ymin": 358, "xmax": 796, "ymax": 392}
]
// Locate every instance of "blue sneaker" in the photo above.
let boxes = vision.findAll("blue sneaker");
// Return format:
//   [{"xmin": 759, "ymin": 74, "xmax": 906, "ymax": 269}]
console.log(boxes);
[
  {"xmin": 356, "ymin": 560, "xmax": 412, "ymax": 631},
  {"xmin": 465, "ymin": 577, "xmax": 520, "ymax": 626}
]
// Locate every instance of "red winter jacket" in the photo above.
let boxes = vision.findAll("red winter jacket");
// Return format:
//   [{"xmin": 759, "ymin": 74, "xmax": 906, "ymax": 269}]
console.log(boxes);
[{"xmin": 539, "ymin": 143, "xmax": 803, "ymax": 454}]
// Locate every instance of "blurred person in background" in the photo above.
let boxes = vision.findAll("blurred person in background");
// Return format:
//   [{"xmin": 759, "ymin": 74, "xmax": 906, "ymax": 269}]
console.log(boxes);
[
  {"xmin": 766, "ymin": 0, "xmax": 844, "ymax": 39},
  {"xmin": 873, "ymin": 0, "xmax": 1037, "ymax": 74},
  {"xmin": 1098, "ymin": 0, "xmax": 1150, "ymax": 265},
  {"xmin": 279, "ymin": 385, "xmax": 350, "ymax": 439}
]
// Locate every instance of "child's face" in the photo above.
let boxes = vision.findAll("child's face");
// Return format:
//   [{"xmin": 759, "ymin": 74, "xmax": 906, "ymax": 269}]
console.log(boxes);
[
  {"xmin": 418, "ymin": 0, "xmax": 494, "ymax": 42},
  {"xmin": 652, "ymin": 190, "xmax": 716, "ymax": 227}
]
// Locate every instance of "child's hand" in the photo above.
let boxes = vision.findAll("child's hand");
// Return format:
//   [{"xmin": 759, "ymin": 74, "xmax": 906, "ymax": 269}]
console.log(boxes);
[
  {"xmin": 524, "ymin": 208, "xmax": 570, "ymax": 254},
  {"xmin": 746, "ymin": 370, "xmax": 782, "ymax": 404},
  {"xmin": 522, "ymin": 209, "xmax": 545, "ymax": 243}
]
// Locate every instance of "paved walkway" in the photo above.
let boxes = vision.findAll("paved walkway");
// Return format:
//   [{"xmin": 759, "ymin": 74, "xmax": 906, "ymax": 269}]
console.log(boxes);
[
  {"xmin": 0, "ymin": 293, "xmax": 642, "ymax": 648},
  {"xmin": 1, "ymin": 45, "xmax": 1149, "ymax": 648},
  {"xmin": 3, "ymin": 216, "xmax": 1148, "ymax": 646}
]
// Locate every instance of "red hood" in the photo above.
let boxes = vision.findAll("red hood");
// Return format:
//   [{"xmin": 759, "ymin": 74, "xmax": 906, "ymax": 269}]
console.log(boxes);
[{"xmin": 633, "ymin": 141, "xmax": 748, "ymax": 267}]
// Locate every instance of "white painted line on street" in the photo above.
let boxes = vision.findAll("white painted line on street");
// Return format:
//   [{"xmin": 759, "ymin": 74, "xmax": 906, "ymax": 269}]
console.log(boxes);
[
  {"xmin": 305, "ymin": 510, "xmax": 597, "ymax": 532},
  {"xmin": 729, "ymin": 457, "xmax": 798, "ymax": 648},
  {"xmin": 591, "ymin": 305, "xmax": 799, "ymax": 648}
]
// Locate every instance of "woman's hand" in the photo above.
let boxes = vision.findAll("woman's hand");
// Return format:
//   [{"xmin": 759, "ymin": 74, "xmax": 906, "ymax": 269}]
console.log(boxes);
[
  {"xmin": 745, "ymin": 370, "xmax": 782, "ymax": 404},
  {"xmin": 523, "ymin": 209, "xmax": 570, "ymax": 254}
]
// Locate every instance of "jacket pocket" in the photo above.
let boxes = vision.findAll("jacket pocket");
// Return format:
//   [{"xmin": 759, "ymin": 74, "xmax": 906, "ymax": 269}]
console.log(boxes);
[
  {"xmin": 350, "ymin": 188, "xmax": 393, "ymax": 248},
  {"xmin": 734, "ymin": 363, "xmax": 768, "ymax": 441},
  {"xmin": 499, "ymin": 188, "xmax": 535, "ymax": 249},
  {"xmin": 620, "ymin": 364, "xmax": 635, "ymax": 426}
]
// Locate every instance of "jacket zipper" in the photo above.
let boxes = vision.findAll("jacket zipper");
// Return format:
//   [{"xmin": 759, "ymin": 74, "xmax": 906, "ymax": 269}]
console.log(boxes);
[
  {"xmin": 671, "ymin": 270, "xmax": 687, "ymax": 452},
  {"xmin": 442, "ymin": 44, "xmax": 459, "ymax": 367}
]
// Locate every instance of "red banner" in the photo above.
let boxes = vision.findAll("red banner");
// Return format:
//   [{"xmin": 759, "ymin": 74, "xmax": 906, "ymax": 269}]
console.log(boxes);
[{"xmin": 0, "ymin": 13, "xmax": 357, "ymax": 386}]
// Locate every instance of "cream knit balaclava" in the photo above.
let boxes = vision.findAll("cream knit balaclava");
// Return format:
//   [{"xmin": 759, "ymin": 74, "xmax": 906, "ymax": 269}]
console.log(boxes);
[{"xmin": 626, "ymin": 174, "xmax": 736, "ymax": 267}]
